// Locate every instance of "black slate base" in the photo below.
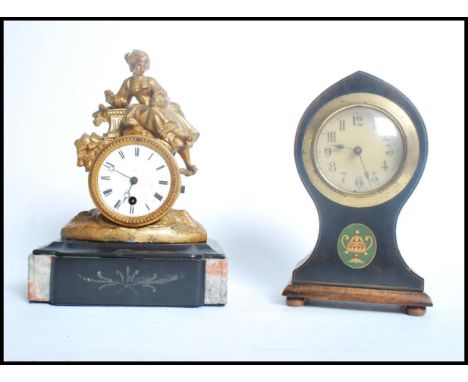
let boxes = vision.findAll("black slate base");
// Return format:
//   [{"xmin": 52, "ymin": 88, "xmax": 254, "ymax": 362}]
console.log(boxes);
[{"xmin": 28, "ymin": 239, "xmax": 227, "ymax": 307}]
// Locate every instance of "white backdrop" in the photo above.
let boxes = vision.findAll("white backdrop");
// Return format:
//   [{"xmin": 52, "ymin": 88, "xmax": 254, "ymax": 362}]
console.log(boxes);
[{"xmin": 4, "ymin": 21, "xmax": 464, "ymax": 361}]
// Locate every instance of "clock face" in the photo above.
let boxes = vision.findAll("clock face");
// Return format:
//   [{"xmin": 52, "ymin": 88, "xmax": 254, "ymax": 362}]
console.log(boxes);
[
  {"xmin": 89, "ymin": 136, "xmax": 181, "ymax": 227},
  {"xmin": 301, "ymin": 92, "xmax": 420, "ymax": 208},
  {"xmin": 315, "ymin": 106, "xmax": 405, "ymax": 194}
]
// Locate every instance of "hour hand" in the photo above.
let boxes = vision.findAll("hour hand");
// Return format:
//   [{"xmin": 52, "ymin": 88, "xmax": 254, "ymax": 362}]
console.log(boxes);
[
  {"xmin": 122, "ymin": 183, "xmax": 135, "ymax": 204},
  {"xmin": 331, "ymin": 144, "xmax": 354, "ymax": 150},
  {"xmin": 325, "ymin": 144, "xmax": 347, "ymax": 156}
]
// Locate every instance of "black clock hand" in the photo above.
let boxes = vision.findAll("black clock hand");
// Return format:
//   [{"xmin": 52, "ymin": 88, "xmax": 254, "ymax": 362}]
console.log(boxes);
[
  {"xmin": 123, "ymin": 176, "xmax": 138, "ymax": 203},
  {"xmin": 353, "ymin": 146, "xmax": 372, "ymax": 187},
  {"xmin": 122, "ymin": 185, "xmax": 133, "ymax": 205},
  {"xmin": 332, "ymin": 144, "xmax": 354, "ymax": 150},
  {"xmin": 105, "ymin": 164, "xmax": 132, "ymax": 179},
  {"xmin": 360, "ymin": 158, "xmax": 372, "ymax": 186},
  {"xmin": 114, "ymin": 169, "xmax": 131, "ymax": 179}
]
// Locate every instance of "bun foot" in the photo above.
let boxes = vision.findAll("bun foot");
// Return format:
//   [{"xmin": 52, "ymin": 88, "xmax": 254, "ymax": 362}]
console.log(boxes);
[
  {"xmin": 406, "ymin": 306, "xmax": 426, "ymax": 316},
  {"xmin": 286, "ymin": 297, "xmax": 305, "ymax": 307}
]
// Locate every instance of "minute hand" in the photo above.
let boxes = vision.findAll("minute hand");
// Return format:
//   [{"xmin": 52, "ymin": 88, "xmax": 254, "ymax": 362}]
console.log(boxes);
[
  {"xmin": 104, "ymin": 163, "xmax": 132, "ymax": 179},
  {"xmin": 114, "ymin": 169, "xmax": 131, "ymax": 179},
  {"xmin": 354, "ymin": 146, "xmax": 372, "ymax": 187}
]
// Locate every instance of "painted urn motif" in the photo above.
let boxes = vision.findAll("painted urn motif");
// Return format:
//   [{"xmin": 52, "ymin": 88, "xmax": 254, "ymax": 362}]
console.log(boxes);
[{"xmin": 337, "ymin": 224, "xmax": 377, "ymax": 269}]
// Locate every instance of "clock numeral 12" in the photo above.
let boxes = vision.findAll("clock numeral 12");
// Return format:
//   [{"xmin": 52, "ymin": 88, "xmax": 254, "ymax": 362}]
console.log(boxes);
[{"xmin": 353, "ymin": 114, "xmax": 364, "ymax": 126}]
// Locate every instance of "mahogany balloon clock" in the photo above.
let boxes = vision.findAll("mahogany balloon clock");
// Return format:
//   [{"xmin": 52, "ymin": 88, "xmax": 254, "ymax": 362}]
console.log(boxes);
[{"xmin": 283, "ymin": 72, "xmax": 432, "ymax": 316}]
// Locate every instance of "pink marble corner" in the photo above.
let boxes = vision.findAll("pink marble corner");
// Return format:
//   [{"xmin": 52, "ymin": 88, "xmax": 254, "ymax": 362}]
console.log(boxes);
[
  {"xmin": 28, "ymin": 254, "xmax": 53, "ymax": 302},
  {"xmin": 204, "ymin": 259, "xmax": 227, "ymax": 305}
]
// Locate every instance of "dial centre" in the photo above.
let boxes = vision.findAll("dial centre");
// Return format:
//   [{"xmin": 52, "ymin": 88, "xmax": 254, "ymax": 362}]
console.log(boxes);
[
  {"xmin": 130, "ymin": 176, "xmax": 138, "ymax": 185},
  {"xmin": 353, "ymin": 146, "xmax": 363, "ymax": 155}
]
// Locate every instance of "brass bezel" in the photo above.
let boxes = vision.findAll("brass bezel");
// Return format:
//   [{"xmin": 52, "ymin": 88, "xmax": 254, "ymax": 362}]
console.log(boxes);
[
  {"xmin": 89, "ymin": 135, "xmax": 181, "ymax": 227},
  {"xmin": 302, "ymin": 93, "xmax": 420, "ymax": 208}
]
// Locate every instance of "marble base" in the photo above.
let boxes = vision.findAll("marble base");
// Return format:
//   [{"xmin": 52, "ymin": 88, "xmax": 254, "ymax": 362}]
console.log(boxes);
[{"xmin": 28, "ymin": 239, "xmax": 227, "ymax": 306}]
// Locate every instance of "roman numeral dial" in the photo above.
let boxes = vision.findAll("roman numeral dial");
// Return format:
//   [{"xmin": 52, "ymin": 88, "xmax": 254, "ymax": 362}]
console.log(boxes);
[{"xmin": 89, "ymin": 136, "xmax": 181, "ymax": 228}]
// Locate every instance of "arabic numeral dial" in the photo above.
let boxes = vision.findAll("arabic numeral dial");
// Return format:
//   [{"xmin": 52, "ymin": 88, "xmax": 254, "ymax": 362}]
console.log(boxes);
[{"xmin": 314, "ymin": 106, "xmax": 405, "ymax": 194}]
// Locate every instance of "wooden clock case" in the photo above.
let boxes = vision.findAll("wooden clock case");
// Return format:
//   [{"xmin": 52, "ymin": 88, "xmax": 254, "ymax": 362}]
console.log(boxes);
[{"xmin": 283, "ymin": 72, "xmax": 432, "ymax": 316}]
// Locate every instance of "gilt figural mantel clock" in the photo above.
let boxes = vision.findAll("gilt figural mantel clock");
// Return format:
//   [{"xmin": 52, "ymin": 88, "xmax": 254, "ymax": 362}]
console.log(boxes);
[
  {"xmin": 28, "ymin": 50, "xmax": 227, "ymax": 307},
  {"xmin": 283, "ymin": 72, "xmax": 432, "ymax": 316}
]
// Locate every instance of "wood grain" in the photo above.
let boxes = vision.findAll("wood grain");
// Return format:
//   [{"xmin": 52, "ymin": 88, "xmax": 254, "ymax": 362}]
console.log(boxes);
[{"xmin": 283, "ymin": 283, "xmax": 432, "ymax": 315}]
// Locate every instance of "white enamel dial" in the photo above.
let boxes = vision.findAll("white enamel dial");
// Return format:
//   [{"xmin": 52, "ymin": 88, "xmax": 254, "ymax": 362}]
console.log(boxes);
[
  {"xmin": 89, "ymin": 136, "xmax": 181, "ymax": 227},
  {"xmin": 315, "ymin": 106, "xmax": 405, "ymax": 194},
  {"xmin": 97, "ymin": 144, "xmax": 172, "ymax": 216}
]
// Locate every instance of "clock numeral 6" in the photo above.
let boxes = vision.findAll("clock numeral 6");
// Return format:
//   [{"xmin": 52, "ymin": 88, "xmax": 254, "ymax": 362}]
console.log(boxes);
[{"xmin": 355, "ymin": 176, "xmax": 364, "ymax": 189}]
